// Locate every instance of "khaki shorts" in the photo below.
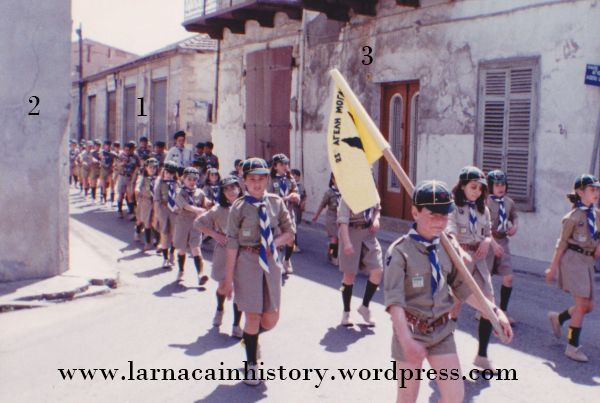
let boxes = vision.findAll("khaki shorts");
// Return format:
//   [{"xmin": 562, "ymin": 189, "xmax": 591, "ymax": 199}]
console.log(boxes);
[
  {"xmin": 173, "ymin": 214, "xmax": 202, "ymax": 250},
  {"xmin": 325, "ymin": 212, "xmax": 338, "ymax": 238},
  {"xmin": 137, "ymin": 197, "xmax": 153, "ymax": 227},
  {"xmin": 338, "ymin": 226, "xmax": 382, "ymax": 275},
  {"xmin": 156, "ymin": 205, "xmax": 176, "ymax": 235},
  {"xmin": 100, "ymin": 168, "xmax": 113, "ymax": 182},
  {"xmin": 81, "ymin": 167, "xmax": 90, "ymax": 181},
  {"xmin": 210, "ymin": 243, "xmax": 227, "ymax": 282},
  {"xmin": 558, "ymin": 249, "xmax": 595, "ymax": 299},
  {"xmin": 89, "ymin": 168, "xmax": 101, "ymax": 181},
  {"xmin": 487, "ymin": 237, "xmax": 513, "ymax": 276},
  {"xmin": 116, "ymin": 175, "xmax": 132, "ymax": 196},
  {"xmin": 465, "ymin": 250, "xmax": 494, "ymax": 299},
  {"xmin": 234, "ymin": 249, "xmax": 282, "ymax": 313},
  {"xmin": 392, "ymin": 321, "xmax": 457, "ymax": 361}
]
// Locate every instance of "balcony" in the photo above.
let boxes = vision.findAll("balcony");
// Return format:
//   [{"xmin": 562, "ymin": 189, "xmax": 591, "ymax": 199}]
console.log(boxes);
[
  {"xmin": 183, "ymin": 0, "xmax": 387, "ymax": 39},
  {"xmin": 183, "ymin": 0, "xmax": 303, "ymax": 39}
]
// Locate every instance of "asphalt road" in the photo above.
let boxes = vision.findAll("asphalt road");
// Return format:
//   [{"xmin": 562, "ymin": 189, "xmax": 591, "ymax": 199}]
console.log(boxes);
[{"xmin": 0, "ymin": 189, "xmax": 599, "ymax": 402}]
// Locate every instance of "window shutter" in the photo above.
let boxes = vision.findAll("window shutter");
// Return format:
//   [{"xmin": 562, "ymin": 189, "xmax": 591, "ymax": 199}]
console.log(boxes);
[{"xmin": 478, "ymin": 59, "xmax": 537, "ymax": 211}]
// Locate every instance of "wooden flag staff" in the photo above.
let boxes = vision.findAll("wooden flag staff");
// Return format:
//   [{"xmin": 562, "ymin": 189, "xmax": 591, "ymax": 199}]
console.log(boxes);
[{"xmin": 329, "ymin": 69, "xmax": 508, "ymax": 343}]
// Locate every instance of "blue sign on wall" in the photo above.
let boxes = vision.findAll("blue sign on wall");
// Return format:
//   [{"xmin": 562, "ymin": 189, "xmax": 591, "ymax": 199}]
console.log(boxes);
[{"xmin": 585, "ymin": 64, "xmax": 600, "ymax": 87}]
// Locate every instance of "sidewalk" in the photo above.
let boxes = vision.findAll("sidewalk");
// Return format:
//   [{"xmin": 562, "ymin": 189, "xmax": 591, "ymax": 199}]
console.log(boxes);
[{"xmin": 0, "ymin": 218, "xmax": 119, "ymax": 312}]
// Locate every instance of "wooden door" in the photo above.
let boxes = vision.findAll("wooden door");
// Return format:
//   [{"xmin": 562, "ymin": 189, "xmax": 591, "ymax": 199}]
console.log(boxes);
[
  {"xmin": 245, "ymin": 47, "xmax": 292, "ymax": 160},
  {"xmin": 379, "ymin": 81, "xmax": 420, "ymax": 219}
]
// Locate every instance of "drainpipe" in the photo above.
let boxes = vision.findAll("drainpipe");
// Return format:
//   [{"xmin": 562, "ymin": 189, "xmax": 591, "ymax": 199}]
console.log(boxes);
[
  {"xmin": 213, "ymin": 39, "xmax": 220, "ymax": 126},
  {"xmin": 76, "ymin": 23, "xmax": 84, "ymax": 142},
  {"xmin": 298, "ymin": 10, "xmax": 306, "ymax": 175}
]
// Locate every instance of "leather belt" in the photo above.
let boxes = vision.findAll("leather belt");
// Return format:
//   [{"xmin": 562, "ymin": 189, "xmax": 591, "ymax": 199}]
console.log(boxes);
[
  {"xmin": 567, "ymin": 243, "xmax": 594, "ymax": 257},
  {"xmin": 460, "ymin": 242, "xmax": 480, "ymax": 252},
  {"xmin": 492, "ymin": 231, "xmax": 508, "ymax": 239},
  {"xmin": 239, "ymin": 245, "xmax": 272, "ymax": 256},
  {"xmin": 349, "ymin": 222, "xmax": 370, "ymax": 230},
  {"xmin": 405, "ymin": 311, "xmax": 450, "ymax": 335}
]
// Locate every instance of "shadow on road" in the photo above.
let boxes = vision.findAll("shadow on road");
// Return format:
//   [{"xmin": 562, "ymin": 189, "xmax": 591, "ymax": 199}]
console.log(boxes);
[
  {"xmin": 319, "ymin": 325, "xmax": 375, "ymax": 353},
  {"xmin": 170, "ymin": 326, "xmax": 240, "ymax": 357},
  {"xmin": 197, "ymin": 382, "xmax": 268, "ymax": 402}
]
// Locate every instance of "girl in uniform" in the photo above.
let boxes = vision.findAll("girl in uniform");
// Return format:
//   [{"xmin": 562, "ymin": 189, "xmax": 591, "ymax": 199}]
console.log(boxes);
[
  {"xmin": 99, "ymin": 140, "xmax": 116, "ymax": 204},
  {"xmin": 155, "ymin": 161, "xmax": 179, "ymax": 268},
  {"xmin": 194, "ymin": 175, "xmax": 244, "ymax": 337},
  {"xmin": 203, "ymin": 168, "xmax": 221, "ymax": 207},
  {"xmin": 219, "ymin": 158, "xmax": 295, "ymax": 386},
  {"xmin": 110, "ymin": 141, "xmax": 121, "ymax": 205},
  {"xmin": 486, "ymin": 170, "xmax": 519, "ymax": 324},
  {"xmin": 173, "ymin": 167, "xmax": 208, "ymax": 284},
  {"xmin": 446, "ymin": 166, "xmax": 495, "ymax": 371},
  {"xmin": 135, "ymin": 158, "xmax": 159, "ymax": 251},
  {"xmin": 268, "ymin": 153, "xmax": 300, "ymax": 274},
  {"xmin": 79, "ymin": 141, "xmax": 93, "ymax": 197},
  {"xmin": 337, "ymin": 196, "xmax": 383, "ymax": 327},
  {"xmin": 545, "ymin": 174, "xmax": 600, "ymax": 362},
  {"xmin": 312, "ymin": 173, "xmax": 340, "ymax": 265}
]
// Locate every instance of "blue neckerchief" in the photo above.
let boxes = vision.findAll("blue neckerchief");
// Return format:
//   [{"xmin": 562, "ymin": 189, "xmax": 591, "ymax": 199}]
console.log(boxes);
[
  {"xmin": 576, "ymin": 200, "xmax": 599, "ymax": 240},
  {"xmin": 490, "ymin": 195, "xmax": 507, "ymax": 232},
  {"xmin": 408, "ymin": 227, "xmax": 443, "ymax": 295},
  {"xmin": 244, "ymin": 194, "xmax": 276, "ymax": 273}
]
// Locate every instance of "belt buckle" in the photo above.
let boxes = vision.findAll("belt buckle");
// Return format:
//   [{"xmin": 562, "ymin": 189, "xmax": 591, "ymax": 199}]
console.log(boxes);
[{"xmin": 417, "ymin": 322, "xmax": 431, "ymax": 334}]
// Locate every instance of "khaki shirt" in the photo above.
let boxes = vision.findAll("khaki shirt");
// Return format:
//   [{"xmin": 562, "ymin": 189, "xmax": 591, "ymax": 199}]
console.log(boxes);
[
  {"xmin": 174, "ymin": 187, "xmax": 205, "ymax": 218},
  {"xmin": 195, "ymin": 205, "xmax": 229, "ymax": 235},
  {"xmin": 136, "ymin": 175, "xmax": 156, "ymax": 200},
  {"xmin": 447, "ymin": 204, "xmax": 491, "ymax": 244},
  {"xmin": 79, "ymin": 150, "xmax": 93, "ymax": 168},
  {"xmin": 384, "ymin": 235, "xmax": 471, "ymax": 321},
  {"xmin": 556, "ymin": 208, "xmax": 600, "ymax": 252},
  {"xmin": 226, "ymin": 194, "xmax": 295, "ymax": 248},
  {"xmin": 155, "ymin": 178, "xmax": 178, "ymax": 206},
  {"xmin": 487, "ymin": 195, "xmax": 518, "ymax": 236},
  {"xmin": 337, "ymin": 199, "xmax": 380, "ymax": 225},
  {"xmin": 319, "ymin": 189, "xmax": 339, "ymax": 214},
  {"xmin": 268, "ymin": 175, "xmax": 298, "ymax": 198}
]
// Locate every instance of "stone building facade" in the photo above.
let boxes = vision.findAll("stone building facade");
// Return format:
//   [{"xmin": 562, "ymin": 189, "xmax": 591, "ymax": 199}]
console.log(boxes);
[{"xmin": 184, "ymin": 0, "xmax": 600, "ymax": 261}]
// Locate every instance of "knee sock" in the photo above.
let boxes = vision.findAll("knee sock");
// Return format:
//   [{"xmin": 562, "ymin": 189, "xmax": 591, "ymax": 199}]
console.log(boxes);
[
  {"xmin": 328, "ymin": 243, "xmax": 334, "ymax": 257},
  {"xmin": 117, "ymin": 199, "xmax": 123, "ymax": 212},
  {"xmin": 162, "ymin": 249, "xmax": 169, "ymax": 260},
  {"xmin": 69, "ymin": 176, "xmax": 72, "ymax": 185},
  {"xmin": 558, "ymin": 309, "xmax": 572, "ymax": 326},
  {"xmin": 135, "ymin": 223, "xmax": 143, "ymax": 234},
  {"xmin": 568, "ymin": 326, "xmax": 582, "ymax": 347},
  {"xmin": 170, "ymin": 245, "xmax": 176, "ymax": 259},
  {"xmin": 193, "ymin": 256, "xmax": 203, "ymax": 274},
  {"xmin": 144, "ymin": 228, "xmax": 152, "ymax": 244},
  {"xmin": 110, "ymin": 191, "xmax": 115, "ymax": 202},
  {"xmin": 177, "ymin": 254, "xmax": 185, "ymax": 272},
  {"xmin": 127, "ymin": 201, "xmax": 134, "ymax": 214},
  {"xmin": 284, "ymin": 245, "xmax": 293, "ymax": 261},
  {"xmin": 362, "ymin": 281, "xmax": 378, "ymax": 308},
  {"xmin": 341, "ymin": 283, "xmax": 353, "ymax": 312},
  {"xmin": 153, "ymin": 229, "xmax": 160, "ymax": 244},
  {"xmin": 92, "ymin": 187, "xmax": 97, "ymax": 200},
  {"xmin": 332, "ymin": 243, "xmax": 338, "ymax": 258},
  {"xmin": 242, "ymin": 332, "xmax": 259, "ymax": 365},
  {"xmin": 499, "ymin": 285, "xmax": 512, "ymax": 312},
  {"xmin": 477, "ymin": 318, "xmax": 493, "ymax": 357},
  {"xmin": 84, "ymin": 187, "xmax": 88, "ymax": 196},
  {"xmin": 233, "ymin": 303, "xmax": 242, "ymax": 326},
  {"xmin": 216, "ymin": 292, "xmax": 225, "ymax": 311}
]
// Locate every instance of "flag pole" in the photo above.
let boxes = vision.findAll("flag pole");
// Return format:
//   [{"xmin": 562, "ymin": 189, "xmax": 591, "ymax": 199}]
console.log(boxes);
[{"xmin": 329, "ymin": 69, "xmax": 508, "ymax": 343}]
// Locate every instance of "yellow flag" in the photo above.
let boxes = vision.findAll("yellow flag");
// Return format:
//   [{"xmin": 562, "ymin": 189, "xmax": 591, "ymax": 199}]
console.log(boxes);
[{"xmin": 327, "ymin": 77, "xmax": 388, "ymax": 214}]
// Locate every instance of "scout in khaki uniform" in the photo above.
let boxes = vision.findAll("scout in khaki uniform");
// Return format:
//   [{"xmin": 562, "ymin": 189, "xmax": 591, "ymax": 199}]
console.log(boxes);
[
  {"xmin": 116, "ymin": 141, "xmax": 140, "ymax": 219},
  {"xmin": 203, "ymin": 167, "xmax": 221, "ymax": 207},
  {"xmin": 110, "ymin": 141, "xmax": 121, "ymax": 204},
  {"xmin": 312, "ymin": 173, "xmax": 340, "ymax": 265},
  {"xmin": 79, "ymin": 141, "xmax": 94, "ymax": 197},
  {"xmin": 485, "ymin": 170, "xmax": 519, "ymax": 324},
  {"xmin": 99, "ymin": 140, "xmax": 117, "ymax": 204},
  {"xmin": 173, "ymin": 167, "xmax": 208, "ymax": 284},
  {"xmin": 219, "ymin": 158, "xmax": 295, "ymax": 386},
  {"xmin": 152, "ymin": 141, "xmax": 167, "ymax": 168},
  {"xmin": 337, "ymin": 197, "xmax": 383, "ymax": 327},
  {"xmin": 68, "ymin": 140, "xmax": 79, "ymax": 187},
  {"xmin": 447, "ymin": 166, "xmax": 495, "ymax": 370},
  {"xmin": 88, "ymin": 139, "xmax": 102, "ymax": 203},
  {"xmin": 385, "ymin": 180, "xmax": 513, "ymax": 403},
  {"xmin": 545, "ymin": 174, "xmax": 600, "ymax": 362},
  {"xmin": 194, "ymin": 175, "xmax": 244, "ymax": 337},
  {"xmin": 155, "ymin": 161, "xmax": 179, "ymax": 267},
  {"xmin": 135, "ymin": 158, "xmax": 158, "ymax": 251},
  {"xmin": 268, "ymin": 153, "xmax": 300, "ymax": 274},
  {"xmin": 290, "ymin": 168, "xmax": 306, "ymax": 252}
]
